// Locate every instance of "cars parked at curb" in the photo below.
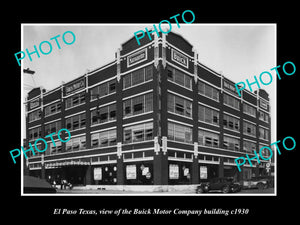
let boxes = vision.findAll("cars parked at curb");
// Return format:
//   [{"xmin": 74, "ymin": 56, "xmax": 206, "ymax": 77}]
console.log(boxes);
[
  {"xmin": 242, "ymin": 176, "xmax": 272, "ymax": 190},
  {"xmin": 196, "ymin": 177, "xmax": 241, "ymax": 194}
]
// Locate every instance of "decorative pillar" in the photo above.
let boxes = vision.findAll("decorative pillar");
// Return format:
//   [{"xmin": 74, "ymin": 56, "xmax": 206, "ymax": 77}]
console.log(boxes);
[
  {"xmin": 218, "ymin": 157, "xmax": 224, "ymax": 178},
  {"xmin": 192, "ymin": 142, "xmax": 199, "ymax": 184}
]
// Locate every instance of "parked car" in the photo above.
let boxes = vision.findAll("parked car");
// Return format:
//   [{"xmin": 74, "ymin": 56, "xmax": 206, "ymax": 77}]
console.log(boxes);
[
  {"xmin": 242, "ymin": 177, "xmax": 270, "ymax": 190},
  {"xmin": 196, "ymin": 177, "xmax": 241, "ymax": 194},
  {"xmin": 23, "ymin": 176, "xmax": 56, "ymax": 193}
]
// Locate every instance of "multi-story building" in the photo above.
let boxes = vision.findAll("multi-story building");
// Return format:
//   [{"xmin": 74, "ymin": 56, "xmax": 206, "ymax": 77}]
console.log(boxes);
[{"xmin": 25, "ymin": 30, "xmax": 272, "ymax": 186}]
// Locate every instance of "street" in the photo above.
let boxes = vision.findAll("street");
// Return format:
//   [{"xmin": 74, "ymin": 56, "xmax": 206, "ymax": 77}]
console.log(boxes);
[{"xmin": 55, "ymin": 188, "xmax": 274, "ymax": 195}]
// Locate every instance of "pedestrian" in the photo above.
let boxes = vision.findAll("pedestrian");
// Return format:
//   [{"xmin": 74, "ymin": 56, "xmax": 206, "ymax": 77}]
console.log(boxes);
[
  {"xmin": 62, "ymin": 179, "xmax": 67, "ymax": 189},
  {"xmin": 68, "ymin": 181, "xmax": 73, "ymax": 190},
  {"xmin": 53, "ymin": 180, "xmax": 56, "ymax": 189}
]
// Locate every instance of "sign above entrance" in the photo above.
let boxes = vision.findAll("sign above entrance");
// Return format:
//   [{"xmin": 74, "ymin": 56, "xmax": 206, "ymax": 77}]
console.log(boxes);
[
  {"xmin": 171, "ymin": 48, "xmax": 189, "ymax": 68},
  {"xmin": 45, "ymin": 160, "xmax": 90, "ymax": 168}
]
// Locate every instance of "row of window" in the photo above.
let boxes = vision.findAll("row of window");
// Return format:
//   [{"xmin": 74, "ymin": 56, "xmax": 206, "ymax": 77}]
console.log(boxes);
[
  {"xmin": 167, "ymin": 121, "xmax": 270, "ymax": 152},
  {"xmin": 30, "ymin": 95, "xmax": 268, "ymax": 124},
  {"xmin": 198, "ymin": 129, "xmax": 269, "ymax": 155},
  {"xmin": 28, "ymin": 121, "xmax": 270, "ymax": 158},
  {"xmin": 30, "ymin": 111, "xmax": 268, "ymax": 142}
]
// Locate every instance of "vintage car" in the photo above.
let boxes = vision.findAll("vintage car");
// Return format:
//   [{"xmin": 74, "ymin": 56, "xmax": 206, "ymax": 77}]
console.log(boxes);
[
  {"xmin": 196, "ymin": 177, "xmax": 241, "ymax": 194},
  {"xmin": 242, "ymin": 177, "xmax": 270, "ymax": 189}
]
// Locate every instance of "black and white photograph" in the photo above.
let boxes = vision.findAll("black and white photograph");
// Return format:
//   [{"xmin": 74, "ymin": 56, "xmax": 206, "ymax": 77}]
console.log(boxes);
[
  {"xmin": 21, "ymin": 24, "xmax": 277, "ymax": 196},
  {"xmin": 22, "ymin": 24, "xmax": 276, "ymax": 195},
  {"xmin": 3, "ymin": 5, "xmax": 298, "ymax": 222}
]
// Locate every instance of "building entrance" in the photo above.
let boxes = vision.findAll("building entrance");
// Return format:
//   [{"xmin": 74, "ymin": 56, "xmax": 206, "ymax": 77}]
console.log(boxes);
[{"xmin": 45, "ymin": 165, "xmax": 88, "ymax": 186}]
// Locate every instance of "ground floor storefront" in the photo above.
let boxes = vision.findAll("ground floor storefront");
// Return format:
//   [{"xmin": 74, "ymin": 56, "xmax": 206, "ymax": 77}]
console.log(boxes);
[{"xmin": 27, "ymin": 155, "xmax": 271, "ymax": 186}]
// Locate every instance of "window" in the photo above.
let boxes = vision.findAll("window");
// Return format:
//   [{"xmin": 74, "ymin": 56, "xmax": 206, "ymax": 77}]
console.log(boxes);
[
  {"xmin": 90, "ymin": 79, "xmax": 116, "ymax": 100},
  {"xmin": 223, "ymin": 114, "xmax": 239, "ymax": 132},
  {"xmin": 168, "ymin": 122, "xmax": 192, "ymax": 144},
  {"xmin": 91, "ymin": 104, "xmax": 116, "ymax": 125},
  {"xmin": 65, "ymin": 113, "xmax": 86, "ymax": 131},
  {"xmin": 167, "ymin": 68, "xmax": 173, "ymax": 80},
  {"xmin": 28, "ymin": 109, "xmax": 41, "ymax": 122},
  {"xmin": 198, "ymin": 81, "xmax": 219, "ymax": 101},
  {"xmin": 123, "ymin": 93, "xmax": 153, "ymax": 118},
  {"xmin": 99, "ymin": 107, "xmax": 108, "ymax": 123},
  {"xmin": 174, "ymin": 69, "xmax": 185, "ymax": 86},
  {"xmin": 133, "ymin": 95, "xmax": 144, "ymax": 115},
  {"xmin": 44, "ymin": 101, "xmax": 61, "ymax": 117},
  {"xmin": 91, "ymin": 130, "xmax": 117, "ymax": 148},
  {"xmin": 185, "ymin": 75, "xmax": 192, "ymax": 89},
  {"xmin": 108, "ymin": 80, "xmax": 116, "ymax": 93},
  {"xmin": 124, "ymin": 100, "xmax": 131, "ymax": 117},
  {"xmin": 243, "ymin": 140, "xmax": 256, "ymax": 153},
  {"xmin": 259, "ymin": 144, "xmax": 271, "ymax": 158},
  {"xmin": 45, "ymin": 121, "xmax": 61, "ymax": 135},
  {"xmin": 124, "ymin": 128, "xmax": 132, "ymax": 143},
  {"xmin": 49, "ymin": 141, "xmax": 62, "ymax": 155},
  {"xmin": 243, "ymin": 121, "xmax": 256, "ymax": 137},
  {"xmin": 198, "ymin": 105, "xmax": 219, "ymax": 126},
  {"xmin": 132, "ymin": 124, "xmax": 145, "ymax": 142},
  {"xmin": 145, "ymin": 93, "xmax": 153, "ymax": 112},
  {"xmin": 99, "ymin": 82, "xmax": 108, "ymax": 97},
  {"xmin": 175, "ymin": 96, "xmax": 184, "ymax": 115},
  {"xmin": 123, "ymin": 74, "xmax": 131, "ymax": 89},
  {"xmin": 243, "ymin": 103, "xmax": 256, "ymax": 117},
  {"xmin": 65, "ymin": 135, "xmax": 86, "ymax": 151},
  {"xmin": 198, "ymin": 129, "xmax": 219, "ymax": 148},
  {"xmin": 28, "ymin": 127, "xmax": 42, "ymax": 141},
  {"xmin": 167, "ymin": 66, "xmax": 192, "ymax": 90},
  {"xmin": 123, "ymin": 65, "xmax": 153, "ymax": 89},
  {"xmin": 223, "ymin": 94, "xmax": 240, "ymax": 110},
  {"xmin": 91, "ymin": 133, "xmax": 99, "ymax": 148},
  {"xmin": 123, "ymin": 122, "xmax": 153, "ymax": 144},
  {"xmin": 145, "ymin": 66, "xmax": 153, "ymax": 81},
  {"xmin": 132, "ymin": 69, "xmax": 144, "ymax": 86},
  {"xmin": 108, "ymin": 130, "xmax": 117, "ymax": 146},
  {"xmin": 100, "ymin": 132, "xmax": 108, "ymax": 147},
  {"xmin": 259, "ymin": 127, "xmax": 269, "ymax": 140},
  {"xmin": 168, "ymin": 94, "xmax": 192, "ymax": 118},
  {"xmin": 259, "ymin": 111, "xmax": 269, "ymax": 123},
  {"xmin": 65, "ymin": 92, "xmax": 85, "ymax": 109},
  {"xmin": 223, "ymin": 80, "xmax": 238, "ymax": 94},
  {"xmin": 145, "ymin": 123, "xmax": 153, "ymax": 140},
  {"xmin": 223, "ymin": 136, "xmax": 240, "ymax": 151},
  {"xmin": 259, "ymin": 99, "xmax": 268, "ymax": 110}
]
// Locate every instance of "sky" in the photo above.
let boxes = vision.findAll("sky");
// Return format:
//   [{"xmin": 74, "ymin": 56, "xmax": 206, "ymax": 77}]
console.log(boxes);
[{"xmin": 22, "ymin": 24, "xmax": 276, "ymax": 141}]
